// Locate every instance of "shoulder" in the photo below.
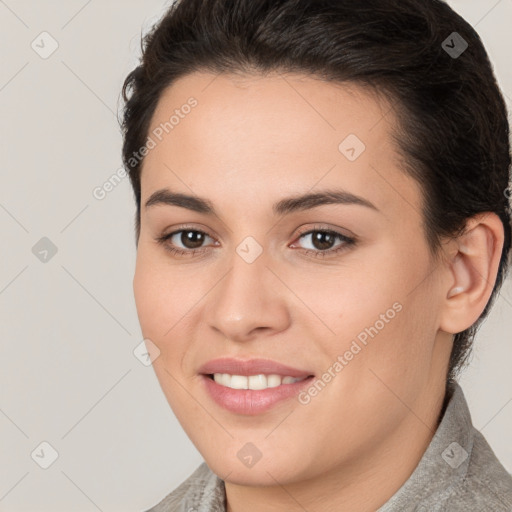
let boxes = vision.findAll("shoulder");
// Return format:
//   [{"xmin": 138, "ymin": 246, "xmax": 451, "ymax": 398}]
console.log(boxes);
[
  {"xmin": 143, "ymin": 462, "xmax": 225, "ymax": 512},
  {"xmin": 439, "ymin": 429, "xmax": 512, "ymax": 511}
]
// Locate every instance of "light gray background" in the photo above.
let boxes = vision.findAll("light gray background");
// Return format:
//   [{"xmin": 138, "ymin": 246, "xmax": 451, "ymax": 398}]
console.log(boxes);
[{"xmin": 0, "ymin": 1, "xmax": 511, "ymax": 511}]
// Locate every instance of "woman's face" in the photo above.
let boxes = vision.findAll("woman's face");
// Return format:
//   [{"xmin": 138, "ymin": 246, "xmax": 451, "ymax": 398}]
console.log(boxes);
[{"xmin": 133, "ymin": 71, "xmax": 453, "ymax": 486}]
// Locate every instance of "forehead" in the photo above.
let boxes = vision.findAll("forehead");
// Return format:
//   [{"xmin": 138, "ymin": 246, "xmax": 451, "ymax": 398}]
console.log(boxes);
[{"xmin": 140, "ymin": 71, "xmax": 419, "ymax": 219}]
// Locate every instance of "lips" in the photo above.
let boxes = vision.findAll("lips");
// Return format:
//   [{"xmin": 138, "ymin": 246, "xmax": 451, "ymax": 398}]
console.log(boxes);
[{"xmin": 198, "ymin": 357, "xmax": 314, "ymax": 378}]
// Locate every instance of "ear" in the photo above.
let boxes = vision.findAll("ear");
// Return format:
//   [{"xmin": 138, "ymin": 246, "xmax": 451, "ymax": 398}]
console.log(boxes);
[{"xmin": 439, "ymin": 212, "xmax": 505, "ymax": 335}]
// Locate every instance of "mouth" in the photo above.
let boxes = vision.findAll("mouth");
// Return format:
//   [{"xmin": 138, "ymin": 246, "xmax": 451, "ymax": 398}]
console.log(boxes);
[
  {"xmin": 197, "ymin": 357, "xmax": 316, "ymax": 414},
  {"xmin": 200, "ymin": 372, "xmax": 315, "ymax": 415}
]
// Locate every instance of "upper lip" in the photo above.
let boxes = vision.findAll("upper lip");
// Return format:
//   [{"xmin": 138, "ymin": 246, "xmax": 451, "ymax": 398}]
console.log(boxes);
[{"xmin": 198, "ymin": 357, "xmax": 314, "ymax": 378}]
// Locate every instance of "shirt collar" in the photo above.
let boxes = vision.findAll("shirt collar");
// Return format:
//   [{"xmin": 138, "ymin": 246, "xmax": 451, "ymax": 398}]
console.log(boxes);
[{"xmin": 377, "ymin": 381, "xmax": 473, "ymax": 511}]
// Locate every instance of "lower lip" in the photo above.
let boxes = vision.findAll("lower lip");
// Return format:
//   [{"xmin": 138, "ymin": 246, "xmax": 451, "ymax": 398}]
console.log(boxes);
[{"xmin": 201, "ymin": 374, "xmax": 314, "ymax": 415}]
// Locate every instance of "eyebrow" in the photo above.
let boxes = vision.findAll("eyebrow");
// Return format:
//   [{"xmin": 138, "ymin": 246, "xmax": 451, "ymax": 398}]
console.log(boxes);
[{"xmin": 144, "ymin": 187, "xmax": 379, "ymax": 216}]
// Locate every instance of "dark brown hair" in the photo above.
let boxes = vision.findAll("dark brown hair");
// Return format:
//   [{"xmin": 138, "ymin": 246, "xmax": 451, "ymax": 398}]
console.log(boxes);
[{"xmin": 120, "ymin": 0, "xmax": 512, "ymax": 381}]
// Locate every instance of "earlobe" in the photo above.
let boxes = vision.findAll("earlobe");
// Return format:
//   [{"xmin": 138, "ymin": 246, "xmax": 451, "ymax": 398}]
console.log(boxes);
[{"xmin": 439, "ymin": 213, "xmax": 504, "ymax": 334}]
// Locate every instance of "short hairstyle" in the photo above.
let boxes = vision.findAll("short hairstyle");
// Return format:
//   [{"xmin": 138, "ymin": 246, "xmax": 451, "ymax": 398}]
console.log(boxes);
[{"xmin": 120, "ymin": 0, "xmax": 512, "ymax": 382}]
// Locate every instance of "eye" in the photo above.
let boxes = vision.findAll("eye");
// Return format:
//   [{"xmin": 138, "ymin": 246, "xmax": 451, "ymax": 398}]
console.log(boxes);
[
  {"xmin": 291, "ymin": 226, "xmax": 356, "ymax": 258},
  {"xmin": 155, "ymin": 226, "xmax": 217, "ymax": 257}
]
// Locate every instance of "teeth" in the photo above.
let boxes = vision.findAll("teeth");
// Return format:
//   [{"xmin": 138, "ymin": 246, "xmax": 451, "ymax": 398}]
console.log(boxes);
[
  {"xmin": 267, "ymin": 374, "xmax": 282, "ymax": 388},
  {"xmin": 212, "ymin": 373, "xmax": 307, "ymax": 390},
  {"xmin": 248, "ymin": 374, "xmax": 267, "ymax": 390}
]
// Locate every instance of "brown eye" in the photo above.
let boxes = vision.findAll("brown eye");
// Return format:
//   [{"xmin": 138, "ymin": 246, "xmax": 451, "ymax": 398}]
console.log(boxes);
[
  {"xmin": 156, "ymin": 228, "xmax": 216, "ymax": 257},
  {"xmin": 176, "ymin": 230, "xmax": 207, "ymax": 249},
  {"xmin": 307, "ymin": 231, "xmax": 337, "ymax": 251},
  {"xmin": 297, "ymin": 230, "xmax": 353, "ymax": 251},
  {"xmin": 292, "ymin": 228, "xmax": 357, "ymax": 259}
]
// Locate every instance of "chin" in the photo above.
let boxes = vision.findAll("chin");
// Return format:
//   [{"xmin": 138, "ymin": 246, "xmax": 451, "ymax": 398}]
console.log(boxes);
[{"xmin": 205, "ymin": 452, "xmax": 307, "ymax": 487}]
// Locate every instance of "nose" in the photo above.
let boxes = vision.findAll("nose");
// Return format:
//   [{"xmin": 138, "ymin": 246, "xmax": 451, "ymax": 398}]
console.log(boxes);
[{"xmin": 204, "ymin": 249, "xmax": 291, "ymax": 343}]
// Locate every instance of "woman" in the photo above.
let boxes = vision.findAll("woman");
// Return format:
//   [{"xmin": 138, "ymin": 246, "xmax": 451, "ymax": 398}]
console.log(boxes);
[{"xmin": 120, "ymin": 0, "xmax": 512, "ymax": 510}]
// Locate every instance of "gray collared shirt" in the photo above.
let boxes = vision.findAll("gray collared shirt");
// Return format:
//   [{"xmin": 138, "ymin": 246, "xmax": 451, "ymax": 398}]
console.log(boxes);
[{"xmin": 144, "ymin": 382, "xmax": 512, "ymax": 511}]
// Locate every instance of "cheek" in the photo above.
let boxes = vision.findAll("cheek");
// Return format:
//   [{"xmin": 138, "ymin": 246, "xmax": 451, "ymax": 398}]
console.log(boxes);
[
  {"xmin": 341, "ymin": 284, "xmax": 440, "ymax": 393},
  {"xmin": 133, "ymin": 252, "xmax": 160, "ymax": 335},
  {"xmin": 133, "ymin": 249, "xmax": 187, "ymax": 347},
  {"xmin": 312, "ymin": 245, "xmax": 434, "ymax": 368},
  {"xmin": 133, "ymin": 246, "xmax": 216, "ymax": 373},
  {"xmin": 282, "ymin": 253, "xmax": 402, "ymax": 330}
]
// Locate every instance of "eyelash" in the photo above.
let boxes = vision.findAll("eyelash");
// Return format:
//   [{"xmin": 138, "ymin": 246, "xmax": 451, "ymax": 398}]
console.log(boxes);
[{"xmin": 155, "ymin": 224, "xmax": 357, "ymax": 259}]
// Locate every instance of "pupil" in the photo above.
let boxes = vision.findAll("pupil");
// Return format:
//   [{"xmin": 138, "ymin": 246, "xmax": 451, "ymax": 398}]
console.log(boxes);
[
  {"xmin": 313, "ymin": 231, "xmax": 334, "ymax": 250},
  {"xmin": 182, "ymin": 230, "xmax": 204, "ymax": 249}
]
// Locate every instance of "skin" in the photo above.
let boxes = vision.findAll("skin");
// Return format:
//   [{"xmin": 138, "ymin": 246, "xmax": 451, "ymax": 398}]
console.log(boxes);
[{"xmin": 133, "ymin": 71, "xmax": 503, "ymax": 511}]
